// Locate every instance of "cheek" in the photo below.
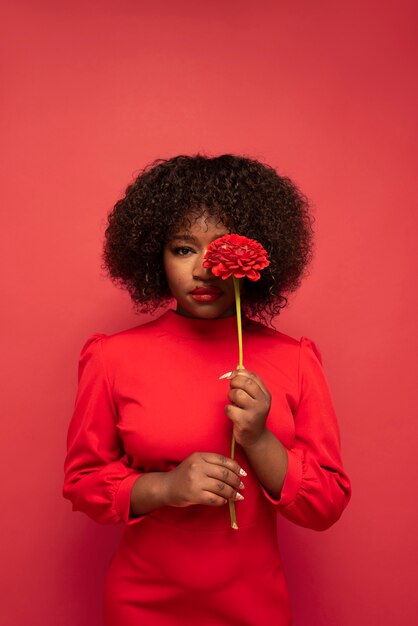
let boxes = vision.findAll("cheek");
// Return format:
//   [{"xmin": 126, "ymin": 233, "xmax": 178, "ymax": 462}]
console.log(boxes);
[
  {"xmin": 162, "ymin": 253, "xmax": 174, "ymax": 280},
  {"xmin": 164, "ymin": 267, "xmax": 176, "ymax": 290},
  {"xmin": 163, "ymin": 258, "xmax": 184, "ymax": 290}
]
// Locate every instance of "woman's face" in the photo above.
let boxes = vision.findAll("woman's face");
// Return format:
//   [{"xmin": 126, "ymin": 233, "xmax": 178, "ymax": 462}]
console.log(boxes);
[{"xmin": 163, "ymin": 213, "xmax": 237, "ymax": 319}]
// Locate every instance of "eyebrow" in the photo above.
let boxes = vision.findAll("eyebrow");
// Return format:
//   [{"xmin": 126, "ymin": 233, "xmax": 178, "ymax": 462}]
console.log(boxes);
[
  {"xmin": 170, "ymin": 234, "xmax": 198, "ymax": 243},
  {"xmin": 169, "ymin": 233, "xmax": 227, "ymax": 243}
]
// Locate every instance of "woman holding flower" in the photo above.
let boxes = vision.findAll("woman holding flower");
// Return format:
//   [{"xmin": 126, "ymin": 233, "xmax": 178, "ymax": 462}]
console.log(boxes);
[{"xmin": 63, "ymin": 154, "xmax": 351, "ymax": 625}]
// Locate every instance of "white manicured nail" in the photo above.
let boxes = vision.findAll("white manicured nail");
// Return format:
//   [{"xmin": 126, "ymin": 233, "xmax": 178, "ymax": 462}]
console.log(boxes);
[{"xmin": 219, "ymin": 371, "xmax": 233, "ymax": 380}]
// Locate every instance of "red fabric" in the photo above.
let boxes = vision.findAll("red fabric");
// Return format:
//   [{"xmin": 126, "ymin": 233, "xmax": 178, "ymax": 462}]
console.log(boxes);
[{"xmin": 63, "ymin": 310, "xmax": 351, "ymax": 625}]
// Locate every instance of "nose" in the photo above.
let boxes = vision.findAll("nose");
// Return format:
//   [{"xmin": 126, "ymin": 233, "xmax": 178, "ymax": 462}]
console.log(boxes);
[{"xmin": 192, "ymin": 252, "xmax": 213, "ymax": 280}]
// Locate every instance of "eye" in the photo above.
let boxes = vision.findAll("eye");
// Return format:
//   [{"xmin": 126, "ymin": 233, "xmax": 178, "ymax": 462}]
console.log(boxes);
[{"xmin": 173, "ymin": 246, "xmax": 195, "ymax": 256}]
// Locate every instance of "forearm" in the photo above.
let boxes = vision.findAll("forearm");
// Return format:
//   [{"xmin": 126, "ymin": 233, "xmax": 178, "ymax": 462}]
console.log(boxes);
[
  {"xmin": 242, "ymin": 428, "xmax": 288, "ymax": 500},
  {"xmin": 129, "ymin": 472, "xmax": 170, "ymax": 517}
]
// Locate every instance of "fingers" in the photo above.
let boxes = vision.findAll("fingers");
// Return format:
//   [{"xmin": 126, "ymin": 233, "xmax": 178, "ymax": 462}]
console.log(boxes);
[
  {"xmin": 227, "ymin": 386, "xmax": 254, "ymax": 408},
  {"xmin": 224, "ymin": 403, "xmax": 247, "ymax": 423},
  {"xmin": 201, "ymin": 492, "xmax": 229, "ymax": 507},
  {"xmin": 205, "ymin": 463, "xmax": 245, "ymax": 493},
  {"xmin": 202, "ymin": 480, "xmax": 244, "ymax": 506},
  {"xmin": 199, "ymin": 453, "xmax": 246, "ymax": 506},
  {"xmin": 228, "ymin": 369, "xmax": 271, "ymax": 400},
  {"xmin": 201, "ymin": 453, "xmax": 247, "ymax": 478}
]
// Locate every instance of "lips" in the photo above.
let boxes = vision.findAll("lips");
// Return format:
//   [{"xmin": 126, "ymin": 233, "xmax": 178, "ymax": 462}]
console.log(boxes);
[
  {"xmin": 190, "ymin": 287, "xmax": 223, "ymax": 295},
  {"xmin": 190, "ymin": 286, "xmax": 223, "ymax": 303}
]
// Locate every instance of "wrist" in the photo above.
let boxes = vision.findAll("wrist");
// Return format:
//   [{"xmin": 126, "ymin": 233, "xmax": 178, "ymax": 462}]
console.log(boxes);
[
  {"xmin": 160, "ymin": 470, "xmax": 175, "ymax": 507},
  {"xmin": 130, "ymin": 471, "xmax": 173, "ymax": 516},
  {"xmin": 241, "ymin": 426, "xmax": 270, "ymax": 451},
  {"xmin": 240, "ymin": 428, "xmax": 288, "ymax": 500}
]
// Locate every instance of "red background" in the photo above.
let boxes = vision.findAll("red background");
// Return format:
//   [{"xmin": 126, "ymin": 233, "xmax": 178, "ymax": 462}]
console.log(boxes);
[{"xmin": 1, "ymin": 1, "xmax": 417, "ymax": 624}]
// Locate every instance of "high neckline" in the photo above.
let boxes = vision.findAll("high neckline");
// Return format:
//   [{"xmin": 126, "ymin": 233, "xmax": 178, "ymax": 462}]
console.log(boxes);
[{"xmin": 156, "ymin": 308, "xmax": 250, "ymax": 339}]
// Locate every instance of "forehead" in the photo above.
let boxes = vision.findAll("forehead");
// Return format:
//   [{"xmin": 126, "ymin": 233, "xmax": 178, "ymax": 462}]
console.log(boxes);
[{"xmin": 171, "ymin": 212, "xmax": 228, "ymax": 235}]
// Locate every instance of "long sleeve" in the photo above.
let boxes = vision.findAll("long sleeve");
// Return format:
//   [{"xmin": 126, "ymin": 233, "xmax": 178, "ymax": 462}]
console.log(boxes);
[
  {"xmin": 62, "ymin": 333, "xmax": 145, "ymax": 525},
  {"xmin": 261, "ymin": 336, "xmax": 352, "ymax": 531}
]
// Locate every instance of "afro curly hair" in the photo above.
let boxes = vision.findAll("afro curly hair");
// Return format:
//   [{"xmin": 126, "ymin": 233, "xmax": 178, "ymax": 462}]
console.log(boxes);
[{"xmin": 101, "ymin": 154, "xmax": 314, "ymax": 326}]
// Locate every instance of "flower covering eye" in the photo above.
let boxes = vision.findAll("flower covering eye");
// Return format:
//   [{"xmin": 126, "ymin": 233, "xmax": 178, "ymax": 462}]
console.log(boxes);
[{"xmin": 203, "ymin": 234, "xmax": 270, "ymax": 281}]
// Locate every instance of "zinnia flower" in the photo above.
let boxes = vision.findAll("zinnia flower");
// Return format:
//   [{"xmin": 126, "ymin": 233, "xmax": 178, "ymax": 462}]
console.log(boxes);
[
  {"xmin": 204, "ymin": 234, "xmax": 270, "ymax": 530},
  {"xmin": 202, "ymin": 233, "xmax": 270, "ymax": 280}
]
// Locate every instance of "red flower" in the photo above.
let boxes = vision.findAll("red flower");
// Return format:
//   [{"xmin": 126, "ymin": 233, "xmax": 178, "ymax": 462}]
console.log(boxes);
[{"xmin": 203, "ymin": 234, "xmax": 270, "ymax": 281}]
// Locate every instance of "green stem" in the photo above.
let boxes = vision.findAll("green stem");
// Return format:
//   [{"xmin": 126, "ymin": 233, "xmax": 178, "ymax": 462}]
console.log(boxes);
[{"xmin": 229, "ymin": 277, "xmax": 243, "ymax": 530}]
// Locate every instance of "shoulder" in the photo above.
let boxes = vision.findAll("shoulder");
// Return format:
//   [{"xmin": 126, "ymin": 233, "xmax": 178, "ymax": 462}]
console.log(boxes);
[
  {"xmin": 79, "ymin": 313, "xmax": 170, "ymax": 362},
  {"xmin": 244, "ymin": 318, "xmax": 323, "ymax": 366},
  {"xmin": 106, "ymin": 315, "xmax": 165, "ymax": 342},
  {"xmin": 244, "ymin": 318, "xmax": 311, "ymax": 349}
]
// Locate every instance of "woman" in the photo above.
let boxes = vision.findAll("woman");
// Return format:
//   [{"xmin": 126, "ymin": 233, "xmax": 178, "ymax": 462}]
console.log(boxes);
[{"xmin": 63, "ymin": 154, "xmax": 351, "ymax": 625}]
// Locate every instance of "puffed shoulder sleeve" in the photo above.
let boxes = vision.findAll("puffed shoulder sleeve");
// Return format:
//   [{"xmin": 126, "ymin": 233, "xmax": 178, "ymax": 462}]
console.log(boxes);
[
  {"xmin": 62, "ymin": 333, "xmax": 146, "ymax": 525},
  {"xmin": 262, "ymin": 337, "xmax": 352, "ymax": 531}
]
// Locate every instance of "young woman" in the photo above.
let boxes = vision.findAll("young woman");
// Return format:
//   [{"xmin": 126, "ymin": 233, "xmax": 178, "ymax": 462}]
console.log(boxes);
[{"xmin": 63, "ymin": 154, "xmax": 351, "ymax": 625}]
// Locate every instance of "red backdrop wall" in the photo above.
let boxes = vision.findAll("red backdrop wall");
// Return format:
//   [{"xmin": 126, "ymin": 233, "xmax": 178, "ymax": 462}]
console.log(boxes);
[{"xmin": 1, "ymin": 1, "xmax": 417, "ymax": 624}]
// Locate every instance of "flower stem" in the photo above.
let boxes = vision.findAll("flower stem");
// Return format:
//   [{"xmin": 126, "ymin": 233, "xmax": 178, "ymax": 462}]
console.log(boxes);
[
  {"xmin": 229, "ymin": 277, "xmax": 243, "ymax": 530},
  {"xmin": 233, "ymin": 277, "xmax": 244, "ymax": 369}
]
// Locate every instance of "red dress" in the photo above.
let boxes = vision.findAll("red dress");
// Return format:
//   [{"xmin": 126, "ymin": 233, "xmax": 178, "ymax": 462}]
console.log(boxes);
[{"xmin": 63, "ymin": 310, "xmax": 351, "ymax": 625}]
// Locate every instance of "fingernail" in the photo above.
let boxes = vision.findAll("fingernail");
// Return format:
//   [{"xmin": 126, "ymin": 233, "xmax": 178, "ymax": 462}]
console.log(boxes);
[
  {"xmin": 239, "ymin": 468, "xmax": 247, "ymax": 476},
  {"xmin": 219, "ymin": 371, "xmax": 233, "ymax": 380},
  {"xmin": 235, "ymin": 493, "xmax": 244, "ymax": 501},
  {"xmin": 239, "ymin": 481, "xmax": 245, "ymax": 490}
]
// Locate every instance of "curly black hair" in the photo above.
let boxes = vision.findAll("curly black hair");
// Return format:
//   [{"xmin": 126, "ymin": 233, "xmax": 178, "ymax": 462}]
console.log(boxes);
[{"xmin": 101, "ymin": 154, "xmax": 314, "ymax": 326}]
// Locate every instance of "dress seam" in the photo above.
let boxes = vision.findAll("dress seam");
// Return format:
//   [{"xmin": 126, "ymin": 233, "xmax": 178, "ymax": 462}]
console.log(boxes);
[
  {"xmin": 98, "ymin": 336, "xmax": 119, "ymax": 421},
  {"xmin": 146, "ymin": 511, "xmax": 277, "ymax": 533}
]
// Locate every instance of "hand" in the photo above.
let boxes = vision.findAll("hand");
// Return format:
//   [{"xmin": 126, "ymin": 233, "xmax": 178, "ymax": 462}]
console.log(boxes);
[
  {"xmin": 224, "ymin": 369, "xmax": 272, "ymax": 448},
  {"xmin": 164, "ymin": 452, "xmax": 246, "ymax": 508}
]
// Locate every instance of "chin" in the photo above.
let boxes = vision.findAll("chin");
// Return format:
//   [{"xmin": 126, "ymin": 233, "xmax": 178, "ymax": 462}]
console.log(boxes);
[
  {"xmin": 198, "ymin": 310, "xmax": 226, "ymax": 319},
  {"xmin": 202, "ymin": 308, "xmax": 235, "ymax": 319},
  {"xmin": 178, "ymin": 303, "xmax": 235, "ymax": 319}
]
